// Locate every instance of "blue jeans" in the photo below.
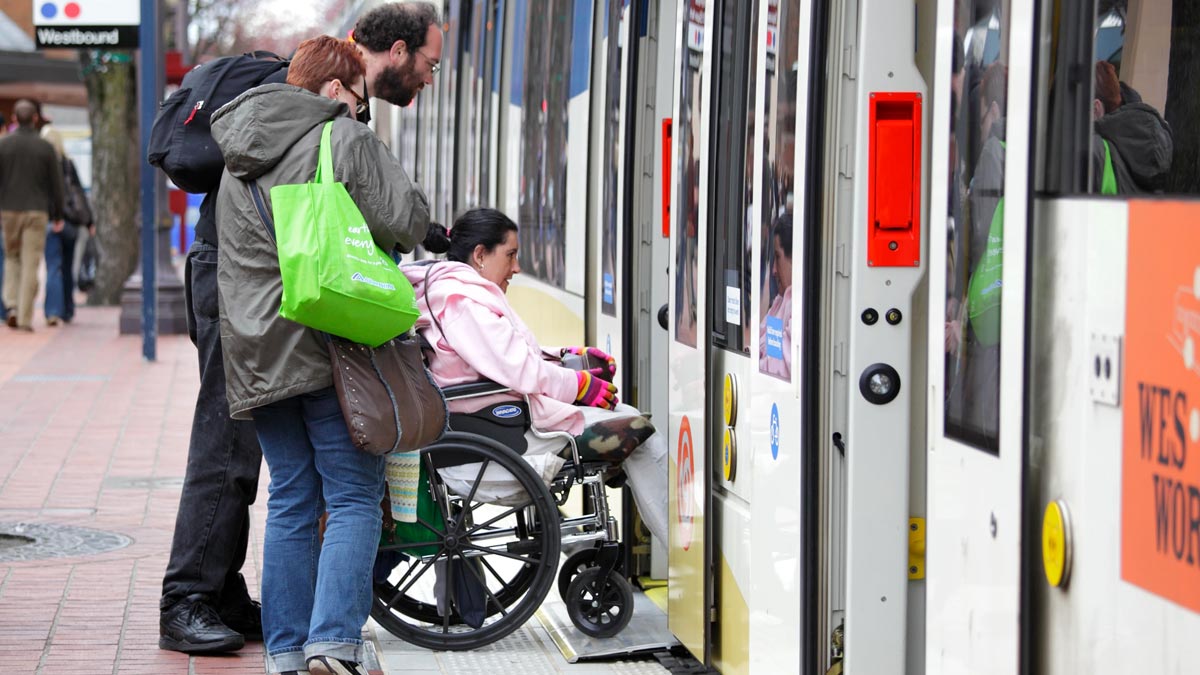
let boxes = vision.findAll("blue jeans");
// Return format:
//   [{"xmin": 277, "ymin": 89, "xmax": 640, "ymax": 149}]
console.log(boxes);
[
  {"xmin": 253, "ymin": 387, "xmax": 385, "ymax": 673},
  {"xmin": 44, "ymin": 225, "xmax": 77, "ymax": 322}
]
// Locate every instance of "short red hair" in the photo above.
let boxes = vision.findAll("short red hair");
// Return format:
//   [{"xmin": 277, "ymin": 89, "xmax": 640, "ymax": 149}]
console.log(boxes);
[
  {"xmin": 1094, "ymin": 61, "xmax": 1121, "ymax": 114},
  {"xmin": 287, "ymin": 35, "xmax": 366, "ymax": 94}
]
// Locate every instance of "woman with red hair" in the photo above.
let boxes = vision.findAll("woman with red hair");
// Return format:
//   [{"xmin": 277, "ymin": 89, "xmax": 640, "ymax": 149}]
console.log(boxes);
[{"xmin": 210, "ymin": 35, "xmax": 430, "ymax": 675}]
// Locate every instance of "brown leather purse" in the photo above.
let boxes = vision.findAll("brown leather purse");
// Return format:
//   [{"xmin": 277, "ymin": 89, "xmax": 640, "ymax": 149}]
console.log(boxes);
[{"xmin": 327, "ymin": 335, "xmax": 448, "ymax": 455}]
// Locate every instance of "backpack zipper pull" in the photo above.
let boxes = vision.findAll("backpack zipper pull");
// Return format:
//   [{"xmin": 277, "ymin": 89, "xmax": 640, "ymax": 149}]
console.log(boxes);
[{"xmin": 184, "ymin": 100, "xmax": 204, "ymax": 125}]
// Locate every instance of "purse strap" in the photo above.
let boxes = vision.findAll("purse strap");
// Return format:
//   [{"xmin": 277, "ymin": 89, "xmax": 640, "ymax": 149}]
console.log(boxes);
[{"xmin": 315, "ymin": 121, "xmax": 335, "ymax": 184}]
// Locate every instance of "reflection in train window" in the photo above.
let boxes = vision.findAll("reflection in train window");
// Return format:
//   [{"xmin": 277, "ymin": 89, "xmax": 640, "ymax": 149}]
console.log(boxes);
[
  {"xmin": 708, "ymin": 0, "xmax": 755, "ymax": 355},
  {"xmin": 758, "ymin": 0, "xmax": 800, "ymax": 381},
  {"xmin": 513, "ymin": 0, "xmax": 585, "ymax": 288},
  {"xmin": 1038, "ymin": 0, "xmax": 1197, "ymax": 196},
  {"xmin": 602, "ymin": 0, "xmax": 631, "ymax": 317},
  {"xmin": 674, "ymin": 0, "xmax": 704, "ymax": 348},
  {"xmin": 944, "ymin": 0, "xmax": 1009, "ymax": 454}
]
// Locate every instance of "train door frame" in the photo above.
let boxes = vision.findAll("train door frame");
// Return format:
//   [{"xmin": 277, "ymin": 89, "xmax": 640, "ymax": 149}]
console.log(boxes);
[
  {"xmin": 703, "ymin": 1, "xmax": 761, "ymax": 673},
  {"xmin": 607, "ymin": 0, "xmax": 677, "ymax": 578},
  {"xmin": 924, "ymin": 0, "xmax": 1037, "ymax": 672},
  {"xmin": 817, "ymin": 0, "xmax": 934, "ymax": 670},
  {"xmin": 666, "ymin": 0, "xmax": 714, "ymax": 663}
]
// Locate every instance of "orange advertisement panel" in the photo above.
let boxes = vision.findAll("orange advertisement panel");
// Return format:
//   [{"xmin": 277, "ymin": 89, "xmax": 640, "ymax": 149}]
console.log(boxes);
[{"xmin": 1122, "ymin": 201, "xmax": 1200, "ymax": 613}]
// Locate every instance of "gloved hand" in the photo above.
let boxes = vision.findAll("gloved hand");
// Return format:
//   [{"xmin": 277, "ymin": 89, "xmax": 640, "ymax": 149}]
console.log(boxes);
[
  {"xmin": 561, "ymin": 346, "xmax": 617, "ymax": 382},
  {"xmin": 575, "ymin": 370, "xmax": 619, "ymax": 410}
]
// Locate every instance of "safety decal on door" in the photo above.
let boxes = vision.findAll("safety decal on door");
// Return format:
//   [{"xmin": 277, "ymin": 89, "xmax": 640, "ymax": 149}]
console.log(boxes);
[
  {"xmin": 1122, "ymin": 201, "xmax": 1200, "ymax": 613},
  {"xmin": 677, "ymin": 416, "xmax": 695, "ymax": 551}
]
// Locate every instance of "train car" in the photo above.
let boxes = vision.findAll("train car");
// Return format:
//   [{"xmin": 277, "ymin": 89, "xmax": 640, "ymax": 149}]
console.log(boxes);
[{"xmin": 354, "ymin": 0, "xmax": 1200, "ymax": 671}]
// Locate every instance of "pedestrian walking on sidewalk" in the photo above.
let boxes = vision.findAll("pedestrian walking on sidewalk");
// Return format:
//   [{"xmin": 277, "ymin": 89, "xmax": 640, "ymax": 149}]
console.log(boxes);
[
  {"xmin": 211, "ymin": 31, "xmax": 432, "ymax": 675},
  {"xmin": 0, "ymin": 99, "xmax": 64, "ymax": 332}
]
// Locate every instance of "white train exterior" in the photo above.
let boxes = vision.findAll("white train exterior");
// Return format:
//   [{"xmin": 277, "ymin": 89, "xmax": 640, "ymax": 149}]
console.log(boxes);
[{"xmin": 348, "ymin": 0, "xmax": 1200, "ymax": 671}]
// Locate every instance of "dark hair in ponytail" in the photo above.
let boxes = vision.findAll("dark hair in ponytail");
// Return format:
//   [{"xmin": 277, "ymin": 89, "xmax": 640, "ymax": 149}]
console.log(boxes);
[{"xmin": 445, "ymin": 208, "xmax": 519, "ymax": 263}]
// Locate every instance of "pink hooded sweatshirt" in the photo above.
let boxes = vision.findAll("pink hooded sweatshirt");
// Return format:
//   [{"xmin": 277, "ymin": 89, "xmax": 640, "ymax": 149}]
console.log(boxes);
[{"xmin": 402, "ymin": 261, "xmax": 585, "ymax": 436}]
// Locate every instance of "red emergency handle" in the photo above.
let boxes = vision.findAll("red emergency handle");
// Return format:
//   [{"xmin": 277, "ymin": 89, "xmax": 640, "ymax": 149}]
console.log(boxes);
[
  {"xmin": 867, "ymin": 92, "xmax": 922, "ymax": 267},
  {"xmin": 662, "ymin": 118, "xmax": 672, "ymax": 238}
]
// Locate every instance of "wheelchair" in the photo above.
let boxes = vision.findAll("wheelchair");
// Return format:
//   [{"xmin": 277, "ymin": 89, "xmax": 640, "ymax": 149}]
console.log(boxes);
[{"xmin": 370, "ymin": 380, "xmax": 637, "ymax": 651}]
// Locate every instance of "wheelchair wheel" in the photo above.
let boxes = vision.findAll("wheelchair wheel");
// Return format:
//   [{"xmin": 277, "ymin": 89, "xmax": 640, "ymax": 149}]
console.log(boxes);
[
  {"xmin": 371, "ymin": 432, "xmax": 561, "ymax": 650},
  {"xmin": 557, "ymin": 547, "xmax": 597, "ymax": 602},
  {"xmin": 565, "ymin": 567, "xmax": 634, "ymax": 638}
]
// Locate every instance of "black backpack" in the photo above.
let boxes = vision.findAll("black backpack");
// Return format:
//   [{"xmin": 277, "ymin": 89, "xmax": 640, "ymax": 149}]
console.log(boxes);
[{"xmin": 147, "ymin": 51, "xmax": 288, "ymax": 194}]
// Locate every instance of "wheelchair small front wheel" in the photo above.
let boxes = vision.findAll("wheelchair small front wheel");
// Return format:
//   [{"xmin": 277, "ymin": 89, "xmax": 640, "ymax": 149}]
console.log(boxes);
[
  {"xmin": 557, "ymin": 547, "xmax": 597, "ymax": 602},
  {"xmin": 565, "ymin": 567, "xmax": 634, "ymax": 638}
]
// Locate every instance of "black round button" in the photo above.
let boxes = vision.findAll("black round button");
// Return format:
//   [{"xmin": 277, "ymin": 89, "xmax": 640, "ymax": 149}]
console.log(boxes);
[
  {"xmin": 862, "ymin": 308, "xmax": 879, "ymax": 325},
  {"xmin": 859, "ymin": 363, "xmax": 902, "ymax": 405},
  {"xmin": 886, "ymin": 308, "xmax": 902, "ymax": 325}
]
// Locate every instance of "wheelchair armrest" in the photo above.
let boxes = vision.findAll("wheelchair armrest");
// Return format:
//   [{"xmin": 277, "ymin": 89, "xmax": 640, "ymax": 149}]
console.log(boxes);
[{"xmin": 441, "ymin": 380, "xmax": 512, "ymax": 401}]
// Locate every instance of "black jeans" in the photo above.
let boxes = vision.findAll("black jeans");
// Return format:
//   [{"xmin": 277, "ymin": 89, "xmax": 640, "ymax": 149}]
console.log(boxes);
[{"xmin": 161, "ymin": 241, "xmax": 263, "ymax": 611}]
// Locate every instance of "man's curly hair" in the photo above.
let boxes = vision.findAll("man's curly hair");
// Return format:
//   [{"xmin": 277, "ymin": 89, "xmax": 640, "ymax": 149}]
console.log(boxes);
[{"xmin": 354, "ymin": 2, "xmax": 440, "ymax": 54}]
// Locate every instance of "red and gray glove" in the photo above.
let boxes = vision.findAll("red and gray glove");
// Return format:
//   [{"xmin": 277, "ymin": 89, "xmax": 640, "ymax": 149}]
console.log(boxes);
[
  {"xmin": 575, "ymin": 370, "xmax": 619, "ymax": 410},
  {"xmin": 562, "ymin": 346, "xmax": 617, "ymax": 382}
]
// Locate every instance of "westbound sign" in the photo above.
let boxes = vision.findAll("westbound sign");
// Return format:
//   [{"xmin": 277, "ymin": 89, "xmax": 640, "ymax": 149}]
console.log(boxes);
[{"xmin": 33, "ymin": 0, "xmax": 140, "ymax": 49}]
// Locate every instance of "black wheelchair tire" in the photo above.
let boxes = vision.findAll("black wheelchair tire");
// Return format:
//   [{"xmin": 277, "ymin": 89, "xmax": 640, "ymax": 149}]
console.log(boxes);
[
  {"xmin": 370, "ymin": 432, "xmax": 562, "ymax": 651},
  {"xmin": 557, "ymin": 547, "xmax": 598, "ymax": 602},
  {"xmin": 565, "ymin": 567, "xmax": 634, "ymax": 638}
]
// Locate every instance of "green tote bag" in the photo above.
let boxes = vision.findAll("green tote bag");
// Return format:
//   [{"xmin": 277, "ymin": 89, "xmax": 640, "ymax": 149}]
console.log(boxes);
[{"xmin": 271, "ymin": 121, "xmax": 419, "ymax": 347}]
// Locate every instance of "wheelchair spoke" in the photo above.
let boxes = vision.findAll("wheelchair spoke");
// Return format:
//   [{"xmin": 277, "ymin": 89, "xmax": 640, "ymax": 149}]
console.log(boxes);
[
  {"xmin": 458, "ymin": 459, "xmax": 491, "ymax": 525},
  {"xmin": 465, "ymin": 500, "xmax": 534, "ymax": 536},
  {"xmin": 461, "ymin": 542, "xmax": 540, "ymax": 566},
  {"xmin": 443, "ymin": 552, "xmax": 456, "ymax": 634},
  {"xmin": 415, "ymin": 515, "xmax": 444, "ymax": 538},
  {"xmin": 479, "ymin": 557, "xmax": 516, "ymax": 596},
  {"xmin": 394, "ymin": 552, "xmax": 441, "ymax": 601},
  {"xmin": 422, "ymin": 453, "xmax": 452, "ymax": 523},
  {"xmin": 387, "ymin": 555, "xmax": 429, "ymax": 597},
  {"xmin": 462, "ymin": 556, "xmax": 509, "ymax": 617}
]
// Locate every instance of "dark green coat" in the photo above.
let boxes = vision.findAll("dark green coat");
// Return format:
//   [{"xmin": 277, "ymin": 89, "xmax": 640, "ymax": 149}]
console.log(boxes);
[{"xmin": 211, "ymin": 84, "xmax": 428, "ymax": 419}]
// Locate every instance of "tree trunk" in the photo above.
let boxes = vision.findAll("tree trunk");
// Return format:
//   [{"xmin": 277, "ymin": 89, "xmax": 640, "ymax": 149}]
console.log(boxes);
[
  {"xmin": 1166, "ymin": 0, "xmax": 1200, "ymax": 193},
  {"xmin": 80, "ymin": 51, "xmax": 140, "ymax": 306}
]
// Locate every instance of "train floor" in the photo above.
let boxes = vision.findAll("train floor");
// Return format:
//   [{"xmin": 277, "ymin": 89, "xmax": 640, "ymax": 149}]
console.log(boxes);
[{"xmin": 0, "ymin": 303, "xmax": 672, "ymax": 674}]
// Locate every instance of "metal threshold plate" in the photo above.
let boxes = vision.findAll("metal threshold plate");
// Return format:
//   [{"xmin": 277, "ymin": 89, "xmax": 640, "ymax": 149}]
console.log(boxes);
[{"xmin": 535, "ymin": 588, "xmax": 680, "ymax": 663}]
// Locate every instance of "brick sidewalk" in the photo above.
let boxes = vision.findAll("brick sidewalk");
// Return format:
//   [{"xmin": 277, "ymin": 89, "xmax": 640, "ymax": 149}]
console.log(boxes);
[{"xmin": 0, "ymin": 307, "xmax": 269, "ymax": 674}]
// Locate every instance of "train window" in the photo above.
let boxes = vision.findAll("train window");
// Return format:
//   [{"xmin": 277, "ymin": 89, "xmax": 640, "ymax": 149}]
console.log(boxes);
[
  {"xmin": 708, "ymin": 0, "xmax": 756, "ymax": 355},
  {"xmin": 674, "ymin": 0, "xmax": 704, "ymax": 347},
  {"xmin": 758, "ymin": 0, "xmax": 800, "ymax": 381},
  {"xmin": 944, "ymin": 0, "xmax": 1010, "ymax": 453},
  {"xmin": 513, "ymin": 0, "xmax": 585, "ymax": 288},
  {"xmin": 1038, "ymin": 0, "xmax": 1197, "ymax": 196},
  {"xmin": 601, "ymin": 0, "xmax": 631, "ymax": 317},
  {"xmin": 458, "ymin": 0, "xmax": 487, "ymax": 210}
]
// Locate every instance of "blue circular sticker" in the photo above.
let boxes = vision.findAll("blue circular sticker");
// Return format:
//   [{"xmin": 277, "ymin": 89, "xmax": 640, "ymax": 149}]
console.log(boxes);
[{"xmin": 770, "ymin": 404, "xmax": 780, "ymax": 459}]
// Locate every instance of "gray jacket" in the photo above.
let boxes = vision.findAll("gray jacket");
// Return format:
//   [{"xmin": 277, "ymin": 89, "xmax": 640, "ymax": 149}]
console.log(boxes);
[{"xmin": 211, "ymin": 84, "xmax": 429, "ymax": 419}]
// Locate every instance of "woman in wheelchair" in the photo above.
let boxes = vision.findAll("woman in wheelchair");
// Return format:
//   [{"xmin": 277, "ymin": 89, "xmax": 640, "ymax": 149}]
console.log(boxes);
[{"xmin": 405, "ymin": 207, "xmax": 668, "ymax": 545}]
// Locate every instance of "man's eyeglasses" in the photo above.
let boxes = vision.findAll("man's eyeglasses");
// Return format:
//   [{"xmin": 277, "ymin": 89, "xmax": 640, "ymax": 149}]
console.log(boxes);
[
  {"xmin": 345, "ymin": 82, "xmax": 369, "ymax": 118},
  {"xmin": 412, "ymin": 49, "xmax": 441, "ymax": 75}
]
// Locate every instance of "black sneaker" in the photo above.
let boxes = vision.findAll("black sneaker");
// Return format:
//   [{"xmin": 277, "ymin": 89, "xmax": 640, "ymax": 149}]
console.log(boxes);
[
  {"xmin": 306, "ymin": 655, "xmax": 369, "ymax": 675},
  {"xmin": 219, "ymin": 598, "xmax": 263, "ymax": 641},
  {"xmin": 159, "ymin": 594, "xmax": 245, "ymax": 654}
]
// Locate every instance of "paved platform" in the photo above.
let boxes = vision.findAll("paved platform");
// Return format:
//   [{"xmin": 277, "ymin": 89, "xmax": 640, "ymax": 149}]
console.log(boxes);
[{"xmin": 0, "ymin": 305, "xmax": 669, "ymax": 674}]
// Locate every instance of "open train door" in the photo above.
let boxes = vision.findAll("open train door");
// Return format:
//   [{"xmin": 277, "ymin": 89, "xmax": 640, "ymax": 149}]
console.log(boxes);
[{"xmin": 925, "ymin": 0, "xmax": 1037, "ymax": 672}]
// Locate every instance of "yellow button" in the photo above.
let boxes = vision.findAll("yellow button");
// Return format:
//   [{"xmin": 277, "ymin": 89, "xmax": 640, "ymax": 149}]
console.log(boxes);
[
  {"xmin": 723, "ymin": 374, "xmax": 738, "ymax": 427},
  {"xmin": 722, "ymin": 427, "xmax": 737, "ymax": 482},
  {"xmin": 1042, "ymin": 500, "xmax": 1072, "ymax": 588}
]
